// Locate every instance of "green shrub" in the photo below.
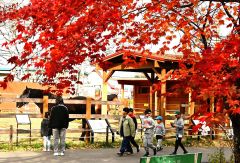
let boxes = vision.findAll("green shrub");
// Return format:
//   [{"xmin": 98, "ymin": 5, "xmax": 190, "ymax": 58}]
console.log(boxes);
[{"xmin": 208, "ymin": 148, "xmax": 226, "ymax": 163}]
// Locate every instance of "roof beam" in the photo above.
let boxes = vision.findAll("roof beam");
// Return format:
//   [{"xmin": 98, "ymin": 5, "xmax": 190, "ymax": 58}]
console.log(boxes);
[
  {"xmin": 103, "ymin": 70, "xmax": 115, "ymax": 83},
  {"xmin": 152, "ymin": 67, "xmax": 162, "ymax": 79},
  {"xmin": 143, "ymin": 72, "xmax": 153, "ymax": 84}
]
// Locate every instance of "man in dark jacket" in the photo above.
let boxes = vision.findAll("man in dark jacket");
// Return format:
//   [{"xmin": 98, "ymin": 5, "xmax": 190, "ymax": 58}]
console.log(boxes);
[{"xmin": 49, "ymin": 96, "xmax": 69, "ymax": 156}]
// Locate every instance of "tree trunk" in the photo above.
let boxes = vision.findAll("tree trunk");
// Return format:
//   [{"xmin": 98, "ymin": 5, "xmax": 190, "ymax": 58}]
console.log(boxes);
[{"xmin": 229, "ymin": 113, "xmax": 240, "ymax": 163}]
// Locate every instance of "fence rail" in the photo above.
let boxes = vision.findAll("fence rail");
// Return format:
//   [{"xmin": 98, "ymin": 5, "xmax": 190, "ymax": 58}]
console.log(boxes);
[
  {"xmin": 0, "ymin": 113, "xmax": 121, "ymax": 119},
  {"xmin": 0, "ymin": 97, "xmax": 122, "ymax": 105}
]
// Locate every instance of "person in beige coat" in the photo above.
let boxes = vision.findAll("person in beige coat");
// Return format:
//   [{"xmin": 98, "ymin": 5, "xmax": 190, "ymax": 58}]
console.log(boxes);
[{"xmin": 117, "ymin": 107, "xmax": 136, "ymax": 156}]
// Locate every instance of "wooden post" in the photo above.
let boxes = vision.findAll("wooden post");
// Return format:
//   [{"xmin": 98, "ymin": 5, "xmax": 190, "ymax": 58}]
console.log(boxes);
[
  {"xmin": 9, "ymin": 125, "xmax": 13, "ymax": 150},
  {"xmin": 86, "ymin": 97, "xmax": 91, "ymax": 120},
  {"xmin": 85, "ymin": 97, "xmax": 91, "ymax": 143},
  {"xmin": 154, "ymin": 91, "xmax": 158, "ymax": 116},
  {"xmin": 121, "ymin": 84, "xmax": 124, "ymax": 99},
  {"xmin": 149, "ymin": 86, "xmax": 153, "ymax": 110},
  {"xmin": 43, "ymin": 96, "xmax": 49, "ymax": 118},
  {"xmin": 210, "ymin": 96, "xmax": 215, "ymax": 112},
  {"xmin": 102, "ymin": 71, "xmax": 108, "ymax": 115},
  {"xmin": 106, "ymin": 126, "xmax": 109, "ymax": 144},
  {"xmin": 160, "ymin": 69, "xmax": 166, "ymax": 123}
]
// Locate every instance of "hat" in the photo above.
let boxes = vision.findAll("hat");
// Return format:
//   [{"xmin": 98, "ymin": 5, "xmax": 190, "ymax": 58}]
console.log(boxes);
[
  {"xmin": 123, "ymin": 107, "xmax": 129, "ymax": 113},
  {"xmin": 175, "ymin": 111, "xmax": 181, "ymax": 115},
  {"xmin": 129, "ymin": 108, "xmax": 134, "ymax": 112},
  {"xmin": 144, "ymin": 109, "xmax": 152, "ymax": 115},
  {"xmin": 155, "ymin": 116, "xmax": 163, "ymax": 120}
]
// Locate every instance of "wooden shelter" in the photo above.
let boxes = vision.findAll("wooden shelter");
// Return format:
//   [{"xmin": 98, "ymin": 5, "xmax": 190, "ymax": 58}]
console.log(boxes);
[{"xmin": 98, "ymin": 53, "xmax": 196, "ymax": 123}]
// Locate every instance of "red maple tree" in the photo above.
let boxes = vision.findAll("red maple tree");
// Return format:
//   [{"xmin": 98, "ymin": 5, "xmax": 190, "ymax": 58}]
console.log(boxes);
[{"xmin": 0, "ymin": 0, "xmax": 239, "ymax": 160}]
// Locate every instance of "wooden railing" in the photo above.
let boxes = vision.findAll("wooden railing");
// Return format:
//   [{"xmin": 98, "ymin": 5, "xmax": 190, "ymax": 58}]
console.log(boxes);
[{"xmin": 0, "ymin": 97, "xmax": 123, "ymax": 118}]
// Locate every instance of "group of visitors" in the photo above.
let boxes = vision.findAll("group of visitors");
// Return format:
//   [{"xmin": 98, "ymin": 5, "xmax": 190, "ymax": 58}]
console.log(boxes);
[
  {"xmin": 117, "ymin": 107, "xmax": 139, "ymax": 156},
  {"xmin": 41, "ymin": 96, "xmax": 188, "ymax": 158},
  {"xmin": 117, "ymin": 107, "xmax": 188, "ymax": 157},
  {"xmin": 41, "ymin": 96, "xmax": 69, "ymax": 156}
]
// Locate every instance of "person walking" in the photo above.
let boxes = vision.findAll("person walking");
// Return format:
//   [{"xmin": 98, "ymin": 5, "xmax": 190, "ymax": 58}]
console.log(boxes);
[
  {"xmin": 155, "ymin": 116, "xmax": 165, "ymax": 152},
  {"xmin": 117, "ymin": 107, "xmax": 136, "ymax": 156},
  {"xmin": 142, "ymin": 109, "xmax": 156, "ymax": 157},
  {"xmin": 49, "ymin": 96, "xmax": 69, "ymax": 156},
  {"xmin": 170, "ymin": 111, "xmax": 188, "ymax": 155},
  {"xmin": 128, "ymin": 108, "xmax": 140, "ymax": 153},
  {"xmin": 41, "ymin": 112, "xmax": 52, "ymax": 151}
]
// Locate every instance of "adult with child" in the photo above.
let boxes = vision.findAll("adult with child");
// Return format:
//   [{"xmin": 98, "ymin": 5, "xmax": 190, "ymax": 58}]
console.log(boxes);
[
  {"xmin": 155, "ymin": 116, "xmax": 165, "ymax": 152},
  {"xmin": 128, "ymin": 108, "xmax": 140, "ymax": 153},
  {"xmin": 142, "ymin": 109, "xmax": 156, "ymax": 157},
  {"xmin": 49, "ymin": 96, "xmax": 69, "ymax": 156},
  {"xmin": 41, "ymin": 112, "xmax": 52, "ymax": 151},
  {"xmin": 170, "ymin": 111, "xmax": 188, "ymax": 155},
  {"xmin": 117, "ymin": 107, "xmax": 136, "ymax": 156}
]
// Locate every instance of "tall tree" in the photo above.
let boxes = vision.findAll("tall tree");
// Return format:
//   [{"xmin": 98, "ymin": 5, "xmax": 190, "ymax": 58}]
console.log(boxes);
[{"xmin": 0, "ymin": 0, "xmax": 239, "ymax": 160}]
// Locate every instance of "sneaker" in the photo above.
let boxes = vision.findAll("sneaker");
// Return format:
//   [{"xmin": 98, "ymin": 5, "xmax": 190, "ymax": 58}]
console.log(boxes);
[
  {"xmin": 170, "ymin": 152, "xmax": 176, "ymax": 155},
  {"xmin": 153, "ymin": 148, "xmax": 157, "ymax": 155},
  {"xmin": 53, "ymin": 152, "xmax": 59, "ymax": 156},
  {"xmin": 157, "ymin": 147, "xmax": 163, "ymax": 152},
  {"xmin": 117, "ymin": 152, "xmax": 123, "ymax": 156},
  {"xmin": 126, "ymin": 151, "xmax": 133, "ymax": 155},
  {"xmin": 59, "ymin": 152, "xmax": 64, "ymax": 156},
  {"xmin": 143, "ymin": 152, "xmax": 149, "ymax": 157}
]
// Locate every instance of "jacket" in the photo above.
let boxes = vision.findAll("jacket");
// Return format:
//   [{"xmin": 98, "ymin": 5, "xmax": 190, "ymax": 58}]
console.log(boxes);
[
  {"xmin": 49, "ymin": 104, "xmax": 69, "ymax": 129},
  {"xmin": 174, "ymin": 117, "xmax": 184, "ymax": 137},
  {"xmin": 142, "ymin": 116, "xmax": 155, "ymax": 134},
  {"xmin": 41, "ymin": 118, "xmax": 52, "ymax": 136},
  {"xmin": 119, "ymin": 115, "xmax": 135, "ymax": 137},
  {"xmin": 155, "ymin": 122, "xmax": 165, "ymax": 136}
]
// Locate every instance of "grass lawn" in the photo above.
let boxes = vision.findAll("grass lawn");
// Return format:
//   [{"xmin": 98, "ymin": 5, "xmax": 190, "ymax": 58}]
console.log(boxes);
[{"xmin": 0, "ymin": 118, "xmax": 233, "ymax": 152}]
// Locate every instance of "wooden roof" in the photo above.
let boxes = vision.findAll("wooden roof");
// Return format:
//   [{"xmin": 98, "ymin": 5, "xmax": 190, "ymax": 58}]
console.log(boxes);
[
  {"xmin": 117, "ymin": 78, "xmax": 181, "ymax": 86},
  {"xmin": 102, "ymin": 53, "xmax": 181, "ymax": 74},
  {"xmin": 100, "ymin": 53, "xmax": 182, "ymax": 83}
]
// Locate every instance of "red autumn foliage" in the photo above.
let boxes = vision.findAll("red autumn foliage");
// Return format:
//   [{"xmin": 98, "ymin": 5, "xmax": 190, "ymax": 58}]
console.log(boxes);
[{"xmin": 0, "ymin": 1, "xmax": 239, "ymax": 114}]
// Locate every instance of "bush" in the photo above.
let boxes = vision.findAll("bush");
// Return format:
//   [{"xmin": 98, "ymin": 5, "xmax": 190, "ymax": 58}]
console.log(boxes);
[{"xmin": 208, "ymin": 147, "xmax": 234, "ymax": 163}]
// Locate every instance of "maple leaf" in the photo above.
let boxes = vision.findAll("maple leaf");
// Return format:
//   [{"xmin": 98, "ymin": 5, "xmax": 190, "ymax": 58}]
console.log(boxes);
[
  {"xmin": 0, "ymin": 82, "xmax": 8, "ymax": 89},
  {"xmin": 232, "ymin": 108, "xmax": 240, "ymax": 115},
  {"xmin": 21, "ymin": 73, "xmax": 31, "ymax": 80},
  {"xmin": 8, "ymin": 56, "xmax": 19, "ymax": 64},
  {"xmin": 4, "ymin": 74, "xmax": 14, "ymax": 82},
  {"xmin": 16, "ymin": 23, "xmax": 25, "ymax": 32}
]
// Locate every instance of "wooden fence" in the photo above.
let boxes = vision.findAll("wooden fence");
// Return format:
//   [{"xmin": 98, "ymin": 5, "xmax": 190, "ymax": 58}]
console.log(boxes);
[{"xmin": 0, "ymin": 96, "xmax": 123, "ymax": 118}]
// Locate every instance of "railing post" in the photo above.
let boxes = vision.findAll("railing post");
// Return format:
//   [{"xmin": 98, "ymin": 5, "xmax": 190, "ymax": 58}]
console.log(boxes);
[
  {"xmin": 86, "ymin": 97, "xmax": 91, "ymax": 143},
  {"xmin": 43, "ymin": 96, "xmax": 48, "ymax": 118},
  {"xmin": 106, "ymin": 126, "xmax": 109, "ymax": 144},
  {"xmin": 9, "ymin": 125, "xmax": 13, "ymax": 150}
]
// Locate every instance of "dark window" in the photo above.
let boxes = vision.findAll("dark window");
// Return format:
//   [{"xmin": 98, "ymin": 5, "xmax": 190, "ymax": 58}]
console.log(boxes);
[{"xmin": 138, "ymin": 87, "xmax": 149, "ymax": 94}]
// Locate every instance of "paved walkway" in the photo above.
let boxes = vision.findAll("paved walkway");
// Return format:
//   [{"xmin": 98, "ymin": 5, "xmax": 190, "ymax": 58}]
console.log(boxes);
[{"xmin": 0, "ymin": 147, "xmax": 232, "ymax": 163}]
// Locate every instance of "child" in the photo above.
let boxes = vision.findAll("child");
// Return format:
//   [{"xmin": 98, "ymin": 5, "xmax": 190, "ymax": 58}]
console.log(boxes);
[
  {"xmin": 155, "ymin": 116, "xmax": 165, "ymax": 151},
  {"xmin": 41, "ymin": 112, "xmax": 52, "ymax": 151},
  {"xmin": 142, "ymin": 109, "xmax": 156, "ymax": 157}
]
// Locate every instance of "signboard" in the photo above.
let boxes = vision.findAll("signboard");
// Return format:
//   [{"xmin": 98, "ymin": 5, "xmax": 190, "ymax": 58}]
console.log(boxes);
[
  {"xmin": 87, "ymin": 119, "xmax": 111, "ymax": 133},
  {"xmin": 16, "ymin": 114, "xmax": 30, "ymax": 124}
]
